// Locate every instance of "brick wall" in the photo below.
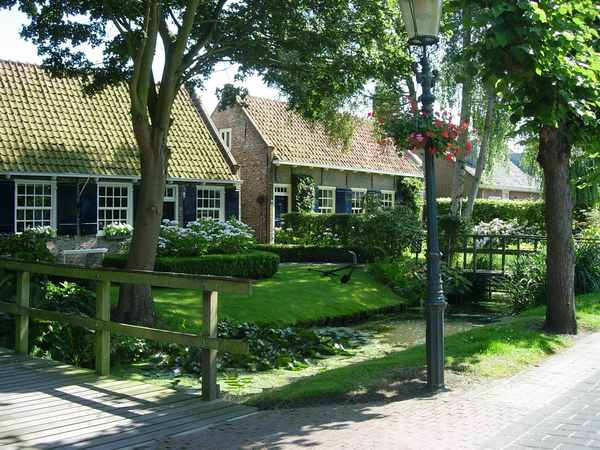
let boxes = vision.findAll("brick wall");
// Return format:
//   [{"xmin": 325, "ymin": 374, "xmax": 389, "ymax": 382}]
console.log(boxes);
[{"xmin": 211, "ymin": 105, "xmax": 272, "ymax": 242}]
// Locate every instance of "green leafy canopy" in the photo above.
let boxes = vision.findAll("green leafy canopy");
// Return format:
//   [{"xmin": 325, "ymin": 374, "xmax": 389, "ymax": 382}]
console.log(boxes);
[
  {"xmin": 1, "ymin": 0, "xmax": 411, "ymax": 121},
  {"xmin": 471, "ymin": 0, "xmax": 600, "ymax": 145}
]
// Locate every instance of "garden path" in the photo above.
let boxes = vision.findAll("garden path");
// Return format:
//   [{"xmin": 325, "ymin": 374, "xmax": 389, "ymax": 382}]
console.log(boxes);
[{"xmin": 158, "ymin": 332, "xmax": 600, "ymax": 450}]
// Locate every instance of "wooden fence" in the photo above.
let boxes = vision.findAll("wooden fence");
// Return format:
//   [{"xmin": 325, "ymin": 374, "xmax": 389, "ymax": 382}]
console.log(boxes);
[
  {"xmin": 452, "ymin": 234, "xmax": 600, "ymax": 275},
  {"xmin": 0, "ymin": 258, "xmax": 253, "ymax": 401}
]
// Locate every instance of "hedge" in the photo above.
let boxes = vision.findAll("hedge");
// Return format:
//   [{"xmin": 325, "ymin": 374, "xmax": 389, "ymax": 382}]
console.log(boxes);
[
  {"xmin": 437, "ymin": 198, "xmax": 545, "ymax": 228},
  {"xmin": 102, "ymin": 251, "xmax": 280, "ymax": 279},
  {"xmin": 255, "ymin": 244, "xmax": 384, "ymax": 263}
]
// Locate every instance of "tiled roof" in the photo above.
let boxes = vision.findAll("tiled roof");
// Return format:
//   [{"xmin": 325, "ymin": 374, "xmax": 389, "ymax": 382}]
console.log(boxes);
[
  {"xmin": 466, "ymin": 158, "xmax": 540, "ymax": 192},
  {"xmin": 0, "ymin": 60, "xmax": 237, "ymax": 181},
  {"xmin": 241, "ymin": 96, "xmax": 423, "ymax": 177}
]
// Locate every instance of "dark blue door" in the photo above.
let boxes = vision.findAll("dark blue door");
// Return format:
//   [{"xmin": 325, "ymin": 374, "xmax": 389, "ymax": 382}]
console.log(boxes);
[{"xmin": 274, "ymin": 196, "xmax": 289, "ymax": 227}]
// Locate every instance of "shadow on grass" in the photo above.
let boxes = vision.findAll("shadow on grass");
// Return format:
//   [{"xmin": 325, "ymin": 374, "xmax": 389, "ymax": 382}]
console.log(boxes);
[{"xmin": 248, "ymin": 317, "xmax": 567, "ymax": 410}]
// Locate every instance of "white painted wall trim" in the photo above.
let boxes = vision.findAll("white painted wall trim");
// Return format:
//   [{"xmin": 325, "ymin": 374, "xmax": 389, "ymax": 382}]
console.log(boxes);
[{"xmin": 273, "ymin": 160, "xmax": 423, "ymax": 179}]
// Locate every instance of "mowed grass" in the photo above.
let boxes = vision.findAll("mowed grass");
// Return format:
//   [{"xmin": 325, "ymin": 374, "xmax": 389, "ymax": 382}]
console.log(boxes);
[
  {"xmin": 114, "ymin": 264, "xmax": 403, "ymax": 331},
  {"xmin": 248, "ymin": 293, "xmax": 600, "ymax": 409}
]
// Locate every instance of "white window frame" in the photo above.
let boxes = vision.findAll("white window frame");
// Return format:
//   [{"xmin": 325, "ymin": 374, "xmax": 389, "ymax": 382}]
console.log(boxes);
[
  {"xmin": 97, "ymin": 182, "xmax": 133, "ymax": 234},
  {"xmin": 272, "ymin": 183, "xmax": 292, "ymax": 231},
  {"xmin": 351, "ymin": 188, "xmax": 367, "ymax": 214},
  {"xmin": 163, "ymin": 184, "xmax": 179, "ymax": 224},
  {"xmin": 381, "ymin": 190, "xmax": 396, "ymax": 209},
  {"xmin": 219, "ymin": 128, "xmax": 232, "ymax": 150},
  {"xmin": 196, "ymin": 185, "xmax": 225, "ymax": 221},
  {"xmin": 317, "ymin": 186, "xmax": 336, "ymax": 214},
  {"xmin": 14, "ymin": 179, "xmax": 57, "ymax": 233}
]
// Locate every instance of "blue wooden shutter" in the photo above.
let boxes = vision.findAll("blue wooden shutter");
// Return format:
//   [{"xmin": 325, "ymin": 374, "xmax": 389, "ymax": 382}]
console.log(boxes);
[
  {"xmin": 0, "ymin": 181, "xmax": 14, "ymax": 234},
  {"xmin": 79, "ymin": 182, "xmax": 97, "ymax": 235},
  {"xmin": 183, "ymin": 184, "xmax": 197, "ymax": 225},
  {"xmin": 335, "ymin": 188, "xmax": 352, "ymax": 214},
  {"xmin": 224, "ymin": 187, "xmax": 239, "ymax": 220},
  {"xmin": 57, "ymin": 183, "xmax": 77, "ymax": 235}
]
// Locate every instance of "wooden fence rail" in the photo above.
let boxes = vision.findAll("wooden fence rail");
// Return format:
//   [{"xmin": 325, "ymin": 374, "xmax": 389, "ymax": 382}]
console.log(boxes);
[
  {"xmin": 452, "ymin": 234, "xmax": 600, "ymax": 275},
  {"xmin": 0, "ymin": 258, "xmax": 253, "ymax": 401}
]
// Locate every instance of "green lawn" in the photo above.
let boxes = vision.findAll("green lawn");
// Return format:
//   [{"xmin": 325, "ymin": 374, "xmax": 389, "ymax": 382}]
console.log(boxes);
[
  {"xmin": 248, "ymin": 293, "xmax": 600, "ymax": 409},
  {"xmin": 128, "ymin": 264, "xmax": 404, "ymax": 330}
]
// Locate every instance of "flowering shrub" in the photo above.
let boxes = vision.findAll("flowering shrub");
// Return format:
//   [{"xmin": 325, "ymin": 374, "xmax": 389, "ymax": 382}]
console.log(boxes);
[
  {"xmin": 373, "ymin": 96, "xmax": 478, "ymax": 162},
  {"xmin": 22, "ymin": 226, "xmax": 56, "ymax": 240},
  {"xmin": 473, "ymin": 218, "xmax": 523, "ymax": 236},
  {"xmin": 103, "ymin": 223, "xmax": 133, "ymax": 239},
  {"xmin": 153, "ymin": 218, "xmax": 256, "ymax": 257}
]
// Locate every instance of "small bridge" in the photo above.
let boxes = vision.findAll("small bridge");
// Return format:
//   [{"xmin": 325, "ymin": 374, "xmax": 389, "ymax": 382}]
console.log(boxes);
[{"xmin": 0, "ymin": 259, "xmax": 256, "ymax": 449}]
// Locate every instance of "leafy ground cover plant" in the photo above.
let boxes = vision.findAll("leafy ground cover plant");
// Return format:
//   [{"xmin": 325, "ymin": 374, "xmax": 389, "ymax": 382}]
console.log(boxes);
[{"xmin": 369, "ymin": 258, "xmax": 472, "ymax": 305}]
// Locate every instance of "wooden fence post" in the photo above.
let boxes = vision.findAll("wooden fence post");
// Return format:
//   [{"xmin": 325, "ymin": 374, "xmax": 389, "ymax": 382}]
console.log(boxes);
[
  {"xmin": 15, "ymin": 271, "xmax": 30, "ymax": 355},
  {"xmin": 95, "ymin": 280, "xmax": 111, "ymax": 376},
  {"xmin": 202, "ymin": 290, "xmax": 219, "ymax": 401}
]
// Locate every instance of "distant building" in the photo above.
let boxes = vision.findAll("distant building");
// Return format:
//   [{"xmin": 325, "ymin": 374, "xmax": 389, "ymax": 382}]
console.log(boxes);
[{"xmin": 211, "ymin": 96, "xmax": 424, "ymax": 242}]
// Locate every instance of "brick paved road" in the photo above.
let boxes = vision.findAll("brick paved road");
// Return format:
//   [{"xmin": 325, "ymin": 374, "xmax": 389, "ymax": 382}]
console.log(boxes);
[
  {"xmin": 157, "ymin": 333, "xmax": 600, "ymax": 450},
  {"xmin": 486, "ymin": 370, "xmax": 600, "ymax": 449}
]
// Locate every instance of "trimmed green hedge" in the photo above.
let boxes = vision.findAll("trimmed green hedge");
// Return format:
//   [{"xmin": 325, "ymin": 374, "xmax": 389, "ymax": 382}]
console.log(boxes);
[
  {"xmin": 437, "ymin": 198, "xmax": 545, "ymax": 228},
  {"xmin": 102, "ymin": 251, "xmax": 280, "ymax": 279},
  {"xmin": 255, "ymin": 244, "xmax": 384, "ymax": 263}
]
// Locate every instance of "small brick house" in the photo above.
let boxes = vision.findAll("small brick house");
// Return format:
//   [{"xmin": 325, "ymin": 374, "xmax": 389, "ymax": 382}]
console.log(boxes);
[
  {"xmin": 211, "ymin": 96, "xmax": 424, "ymax": 243},
  {"xmin": 0, "ymin": 61, "xmax": 240, "ymax": 245}
]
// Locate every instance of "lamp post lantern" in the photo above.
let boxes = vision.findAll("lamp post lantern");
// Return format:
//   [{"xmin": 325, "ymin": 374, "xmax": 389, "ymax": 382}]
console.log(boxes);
[{"xmin": 398, "ymin": 0, "xmax": 446, "ymax": 391}]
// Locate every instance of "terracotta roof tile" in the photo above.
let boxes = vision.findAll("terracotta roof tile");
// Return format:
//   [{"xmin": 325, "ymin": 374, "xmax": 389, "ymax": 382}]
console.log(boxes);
[
  {"xmin": 0, "ymin": 60, "xmax": 236, "ymax": 181},
  {"xmin": 242, "ymin": 96, "xmax": 423, "ymax": 177}
]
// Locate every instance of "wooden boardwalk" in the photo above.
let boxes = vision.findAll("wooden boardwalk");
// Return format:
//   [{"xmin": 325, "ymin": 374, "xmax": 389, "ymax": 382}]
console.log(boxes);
[{"xmin": 0, "ymin": 348, "xmax": 256, "ymax": 450}]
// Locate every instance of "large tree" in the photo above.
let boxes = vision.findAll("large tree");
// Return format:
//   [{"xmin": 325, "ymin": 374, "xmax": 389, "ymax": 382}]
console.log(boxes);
[
  {"xmin": 472, "ymin": 0, "xmax": 600, "ymax": 334},
  {"xmin": 3, "ymin": 0, "xmax": 410, "ymax": 324}
]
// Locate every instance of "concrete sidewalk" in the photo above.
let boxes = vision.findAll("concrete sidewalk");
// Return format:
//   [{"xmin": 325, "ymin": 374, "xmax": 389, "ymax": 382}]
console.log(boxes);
[{"xmin": 158, "ymin": 333, "xmax": 600, "ymax": 450}]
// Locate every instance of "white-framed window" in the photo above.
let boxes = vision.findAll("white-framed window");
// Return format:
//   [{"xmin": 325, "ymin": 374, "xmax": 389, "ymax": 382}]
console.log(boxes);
[
  {"xmin": 163, "ymin": 184, "xmax": 179, "ymax": 223},
  {"xmin": 219, "ymin": 128, "xmax": 232, "ymax": 150},
  {"xmin": 197, "ymin": 186, "xmax": 224, "ymax": 220},
  {"xmin": 382, "ymin": 190, "xmax": 396, "ymax": 209},
  {"xmin": 97, "ymin": 182, "xmax": 133, "ymax": 231},
  {"xmin": 317, "ymin": 186, "xmax": 336, "ymax": 214},
  {"xmin": 351, "ymin": 189, "xmax": 367, "ymax": 214},
  {"xmin": 15, "ymin": 180, "xmax": 56, "ymax": 232}
]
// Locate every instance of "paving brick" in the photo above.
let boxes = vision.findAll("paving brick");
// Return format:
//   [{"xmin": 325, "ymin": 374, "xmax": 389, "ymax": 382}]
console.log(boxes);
[{"xmin": 157, "ymin": 333, "xmax": 600, "ymax": 450}]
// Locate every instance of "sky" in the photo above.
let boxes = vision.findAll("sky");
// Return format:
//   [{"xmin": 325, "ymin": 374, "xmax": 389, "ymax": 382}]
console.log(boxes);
[{"xmin": 0, "ymin": 7, "xmax": 282, "ymax": 114}]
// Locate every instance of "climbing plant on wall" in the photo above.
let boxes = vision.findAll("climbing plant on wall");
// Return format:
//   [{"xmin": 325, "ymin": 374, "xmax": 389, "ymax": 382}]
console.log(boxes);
[
  {"xmin": 292, "ymin": 175, "xmax": 317, "ymax": 213},
  {"xmin": 397, "ymin": 177, "xmax": 424, "ymax": 215}
]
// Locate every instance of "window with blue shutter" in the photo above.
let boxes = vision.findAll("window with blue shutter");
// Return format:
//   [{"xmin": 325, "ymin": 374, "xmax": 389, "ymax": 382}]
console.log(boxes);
[
  {"xmin": 183, "ymin": 184, "xmax": 197, "ymax": 225},
  {"xmin": 57, "ymin": 183, "xmax": 78, "ymax": 235},
  {"xmin": 0, "ymin": 181, "xmax": 14, "ymax": 234},
  {"xmin": 224, "ymin": 187, "xmax": 240, "ymax": 220},
  {"xmin": 335, "ymin": 188, "xmax": 353, "ymax": 214},
  {"xmin": 79, "ymin": 182, "xmax": 97, "ymax": 235}
]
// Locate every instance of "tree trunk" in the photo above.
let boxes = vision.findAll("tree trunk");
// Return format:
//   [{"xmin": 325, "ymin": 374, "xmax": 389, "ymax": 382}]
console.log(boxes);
[
  {"xmin": 463, "ymin": 88, "xmax": 496, "ymax": 219},
  {"xmin": 112, "ymin": 124, "xmax": 169, "ymax": 326},
  {"xmin": 537, "ymin": 123, "xmax": 577, "ymax": 335},
  {"xmin": 449, "ymin": 3, "xmax": 473, "ymax": 217}
]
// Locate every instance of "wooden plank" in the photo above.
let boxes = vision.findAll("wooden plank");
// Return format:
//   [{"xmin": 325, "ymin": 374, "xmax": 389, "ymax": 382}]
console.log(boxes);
[
  {"xmin": 0, "ymin": 378, "xmax": 130, "ymax": 405},
  {"xmin": 95, "ymin": 280, "xmax": 111, "ymax": 376},
  {"xmin": 15, "ymin": 271, "xmax": 30, "ymax": 354},
  {"xmin": 0, "ymin": 389, "xmax": 197, "ymax": 436},
  {"xmin": 20, "ymin": 397, "xmax": 234, "ymax": 447},
  {"xmin": 0, "ymin": 302, "xmax": 248, "ymax": 354},
  {"xmin": 0, "ymin": 258, "xmax": 252, "ymax": 294},
  {"xmin": 80, "ymin": 406, "xmax": 255, "ymax": 450},
  {"xmin": 46, "ymin": 403, "xmax": 252, "ymax": 450},
  {"xmin": 202, "ymin": 290, "xmax": 219, "ymax": 401}
]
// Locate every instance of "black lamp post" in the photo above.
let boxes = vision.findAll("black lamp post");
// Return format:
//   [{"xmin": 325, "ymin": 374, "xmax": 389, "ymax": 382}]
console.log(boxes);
[{"xmin": 398, "ymin": 0, "xmax": 446, "ymax": 391}]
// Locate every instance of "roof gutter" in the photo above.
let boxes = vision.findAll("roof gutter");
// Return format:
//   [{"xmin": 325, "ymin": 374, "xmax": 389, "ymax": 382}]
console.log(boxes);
[
  {"xmin": 272, "ymin": 159, "xmax": 423, "ymax": 179},
  {"xmin": 2, "ymin": 171, "xmax": 241, "ymax": 185}
]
